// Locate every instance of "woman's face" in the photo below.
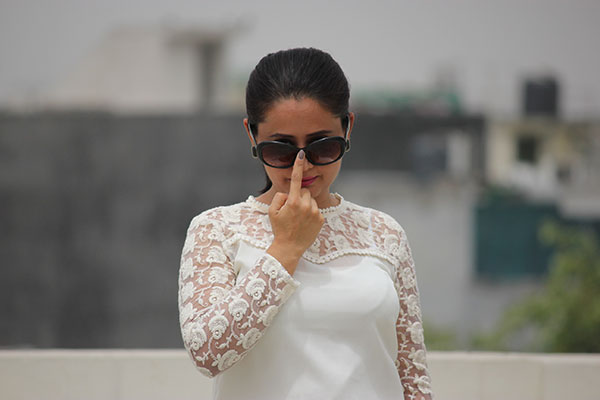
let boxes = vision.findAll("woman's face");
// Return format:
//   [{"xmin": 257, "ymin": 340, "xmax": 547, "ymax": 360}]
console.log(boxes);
[{"xmin": 245, "ymin": 97, "xmax": 354, "ymax": 208}]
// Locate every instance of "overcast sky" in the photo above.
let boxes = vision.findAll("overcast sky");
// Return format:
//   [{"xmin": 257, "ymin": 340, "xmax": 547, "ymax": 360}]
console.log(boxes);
[{"xmin": 1, "ymin": 0, "xmax": 599, "ymax": 117}]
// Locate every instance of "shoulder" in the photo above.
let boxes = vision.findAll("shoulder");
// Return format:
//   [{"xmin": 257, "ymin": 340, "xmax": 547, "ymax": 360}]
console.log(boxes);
[
  {"xmin": 343, "ymin": 198, "xmax": 406, "ymax": 237},
  {"xmin": 342, "ymin": 198, "xmax": 411, "ymax": 265},
  {"xmin": 186, "ymin": 199, "xmax": 253, "ymax": 235}
]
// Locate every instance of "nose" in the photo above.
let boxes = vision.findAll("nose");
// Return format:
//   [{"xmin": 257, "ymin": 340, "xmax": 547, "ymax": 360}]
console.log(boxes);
[{"xmin": 302, "ymin": 154, "xmax": 314, "ymax": 171}]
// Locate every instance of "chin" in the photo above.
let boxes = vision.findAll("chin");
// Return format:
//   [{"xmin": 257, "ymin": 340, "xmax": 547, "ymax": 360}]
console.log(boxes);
[{"xmin": 308, "ymin": 186, "xmax": 326, "ymax": 199}]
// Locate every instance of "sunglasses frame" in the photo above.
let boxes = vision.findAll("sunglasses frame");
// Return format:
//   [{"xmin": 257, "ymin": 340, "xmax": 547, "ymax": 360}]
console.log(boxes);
[
  {"xmin": 248, "ymin": 116, "xmax": 351, "ymax": 169},
  {"xmin": 255, "ymin": 136, "xmax": 347, "ymax": 169}
]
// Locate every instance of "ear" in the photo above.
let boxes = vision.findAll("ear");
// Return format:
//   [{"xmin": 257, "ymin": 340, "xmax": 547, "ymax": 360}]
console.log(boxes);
[
  {"xmin": 344, "ymin": 112, "xmax": 355, "ymax": 151},
  {"xmin": 243, "ymin": 118, "xmax": 255, "ymax": 145},
  {"xmin": 346, "ymin": 112, "xmax": 355, "ymax": 141},
  {"xmin": 243, "ymin": 118, "xmax": 258, "ymax": 158}
]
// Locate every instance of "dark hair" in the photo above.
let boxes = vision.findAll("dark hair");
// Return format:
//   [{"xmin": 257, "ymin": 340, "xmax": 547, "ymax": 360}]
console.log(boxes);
[{"xmin": 245, "ymin": 47, "xmax": 351, "ymax": 193}]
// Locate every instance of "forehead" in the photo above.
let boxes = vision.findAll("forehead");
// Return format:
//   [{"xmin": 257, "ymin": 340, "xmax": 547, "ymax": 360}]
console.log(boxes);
[{"xmin": 258, "ymin": 97, "xmax": 340, "ymax": 139}]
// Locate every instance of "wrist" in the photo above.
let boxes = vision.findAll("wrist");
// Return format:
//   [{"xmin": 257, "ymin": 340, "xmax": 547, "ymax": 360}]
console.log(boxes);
[
  {"xmin": 270, "ymin": 237, "xmax": 306, "ymax": 258},
  {"xmin": 266, "ymin": 242, "xmax": 303, "ymax": 275}
]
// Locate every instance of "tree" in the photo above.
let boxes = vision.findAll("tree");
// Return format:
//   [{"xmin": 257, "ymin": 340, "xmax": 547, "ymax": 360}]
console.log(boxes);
[{"xmin": 473, "ymin": 220, "xmax": 600, "ymax": 352}]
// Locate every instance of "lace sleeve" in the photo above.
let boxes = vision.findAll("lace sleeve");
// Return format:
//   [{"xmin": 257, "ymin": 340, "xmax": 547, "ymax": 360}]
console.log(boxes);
[
  {"xmin": 372, "ymin": 212, "xmax": 434, "ymax": 400},
  {"xmin": 178, "ymin": 212, "xmax": 300, "ymax": 378},
  {"xmin": 394, "ymin": 226, "xmax": 434, "ymax": 400}
]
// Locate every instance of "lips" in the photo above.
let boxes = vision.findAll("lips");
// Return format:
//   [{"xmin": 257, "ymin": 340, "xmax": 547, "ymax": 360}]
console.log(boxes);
[{"xmin": 301, "ymin": 176, "xmax": 318, "ymax": 187}]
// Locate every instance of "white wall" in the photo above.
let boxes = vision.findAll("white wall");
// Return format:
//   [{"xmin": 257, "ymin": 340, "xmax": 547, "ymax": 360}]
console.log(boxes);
[{"xmin": 1, "ymin": 350, "xmax": 599, "ymax": 400}]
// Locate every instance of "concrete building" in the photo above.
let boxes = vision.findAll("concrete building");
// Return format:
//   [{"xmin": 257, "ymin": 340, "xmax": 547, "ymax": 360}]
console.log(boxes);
[
  {"xmin": 486, "ymin": 117, "xmax": 600, "ymax": 218},
  {"xmin": 43, "ymin": 24, "xmax": 240, "ymax": 113}
]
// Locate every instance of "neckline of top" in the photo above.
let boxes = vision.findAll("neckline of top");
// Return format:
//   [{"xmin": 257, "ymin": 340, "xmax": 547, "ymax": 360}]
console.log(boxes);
[{"xmin": 246, "ymin": 193, "xmax": 346, "ymax": 216}]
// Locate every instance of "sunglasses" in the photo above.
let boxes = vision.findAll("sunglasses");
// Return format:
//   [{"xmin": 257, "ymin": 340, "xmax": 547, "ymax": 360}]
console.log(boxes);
[
  {"xmin": 248, "ymin": 119, "xmax": 351, "ymax": 169},
  {"xmin": 253, "ymin": 136, "xmax": 349, "ymax": 168}
]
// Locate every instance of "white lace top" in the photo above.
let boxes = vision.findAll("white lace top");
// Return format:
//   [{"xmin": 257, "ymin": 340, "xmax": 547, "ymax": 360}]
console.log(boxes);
[{"xmin": 178, "ymin": 194, "xmax": 433, "ymax": 400}]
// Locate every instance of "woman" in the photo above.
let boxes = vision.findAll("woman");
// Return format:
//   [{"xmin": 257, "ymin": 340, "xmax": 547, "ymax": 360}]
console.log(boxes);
[{"xmin": 178, "ymin": 47, "xmax": 433, "ymax": 400}]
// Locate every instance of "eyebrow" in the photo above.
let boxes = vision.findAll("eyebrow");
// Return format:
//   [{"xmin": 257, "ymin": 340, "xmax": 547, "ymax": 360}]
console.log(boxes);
[{"xmin": 267, "ymin": 130, "xmax": 333, "ymax": 139}]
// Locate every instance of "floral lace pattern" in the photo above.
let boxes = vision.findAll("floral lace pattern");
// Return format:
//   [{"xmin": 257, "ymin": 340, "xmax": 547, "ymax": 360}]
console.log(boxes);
[{"xmin": 178, "ymin": 194, "xmax": 433, "ymax": 399}]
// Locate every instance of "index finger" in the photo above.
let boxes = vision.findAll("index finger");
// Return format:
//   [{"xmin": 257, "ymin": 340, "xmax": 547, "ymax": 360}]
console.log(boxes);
[{"xmin": 288, "ymin": 149, "xmax": 305, "ymax": 199}]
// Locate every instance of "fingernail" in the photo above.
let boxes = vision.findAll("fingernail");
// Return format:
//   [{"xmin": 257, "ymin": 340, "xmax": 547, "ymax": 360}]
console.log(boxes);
[{"xmin": 298, "ymin": 150, "xmax": 305, "ymax": 160}]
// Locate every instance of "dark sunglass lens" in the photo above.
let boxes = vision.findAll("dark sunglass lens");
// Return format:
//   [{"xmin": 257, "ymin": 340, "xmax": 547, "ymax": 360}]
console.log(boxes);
[
  {"xmin": 260, "ymin": 143, "xmax": 297, "ymax": 167},
  {"xmin": 307, "ymin": 139, "xmax": 344, "ymax": 164}
]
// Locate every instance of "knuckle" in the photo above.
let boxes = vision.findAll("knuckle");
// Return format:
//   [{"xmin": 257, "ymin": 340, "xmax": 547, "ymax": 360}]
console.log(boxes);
[{"xmin": 275, "ymin": 192, "xmax": 286, "ymax": 202}]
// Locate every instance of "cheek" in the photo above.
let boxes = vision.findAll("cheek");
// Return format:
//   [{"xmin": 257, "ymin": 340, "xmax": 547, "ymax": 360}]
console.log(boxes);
[
  {"xmin": 325, "ymin": 162, "xmax": 342, "ymax": 178},
  {"xmin": 264, "ymin": 167, "xmax": 289, "ymax": 184},
  {"xmin": 318, "ymin": 164, "xmax": 342, "ymax": 185}
]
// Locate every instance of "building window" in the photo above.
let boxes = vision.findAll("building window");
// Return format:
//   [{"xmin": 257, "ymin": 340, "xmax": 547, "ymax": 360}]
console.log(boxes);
[
  {"xmin": 516, "ymin": 134, "xmax": 539, "ymax": 164},
  {"xmin": 475, "ymin": 199, "xmax": 557, "ymax": 280}
]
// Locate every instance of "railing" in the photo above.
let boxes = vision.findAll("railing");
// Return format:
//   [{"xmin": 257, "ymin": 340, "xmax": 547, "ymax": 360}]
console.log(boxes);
[{"xmin": 1, "ymin": 350, "xmax": 599, "ymax": 400}]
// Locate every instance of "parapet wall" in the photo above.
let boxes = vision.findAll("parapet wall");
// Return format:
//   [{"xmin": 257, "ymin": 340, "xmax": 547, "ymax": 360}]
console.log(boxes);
[{"xmin": 1, "ymin": 350, "xmax": 598, "ymax": 400}]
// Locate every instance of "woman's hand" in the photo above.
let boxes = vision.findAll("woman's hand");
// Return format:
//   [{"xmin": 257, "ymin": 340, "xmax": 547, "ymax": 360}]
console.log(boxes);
[{"xmin": 266, "ymin": 150, "xmax": 324, "ymax": 275}]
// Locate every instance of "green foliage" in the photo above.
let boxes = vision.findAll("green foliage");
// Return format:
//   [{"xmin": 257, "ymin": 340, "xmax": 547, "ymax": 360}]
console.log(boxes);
[{"xmin": 472, "ymin": 220, "xmax": 600, "ymax": 352}]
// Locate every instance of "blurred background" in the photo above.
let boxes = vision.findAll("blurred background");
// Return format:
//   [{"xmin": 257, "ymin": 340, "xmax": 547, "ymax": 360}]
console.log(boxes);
[{"xmin": 1, "ymin": 0, "xmax": 599, "ymax": 353}]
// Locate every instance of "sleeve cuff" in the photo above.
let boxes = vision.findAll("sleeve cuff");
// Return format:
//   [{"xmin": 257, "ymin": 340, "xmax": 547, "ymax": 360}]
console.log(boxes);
[{"xmin": 261, "ymin": 252, "xmax": 301, "ymax": 289}]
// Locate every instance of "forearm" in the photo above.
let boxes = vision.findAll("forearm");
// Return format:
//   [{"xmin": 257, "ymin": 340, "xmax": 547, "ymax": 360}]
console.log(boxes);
[{"xmin": 179, "ymin": 252, "xmax": 299, "ymax": 377}]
